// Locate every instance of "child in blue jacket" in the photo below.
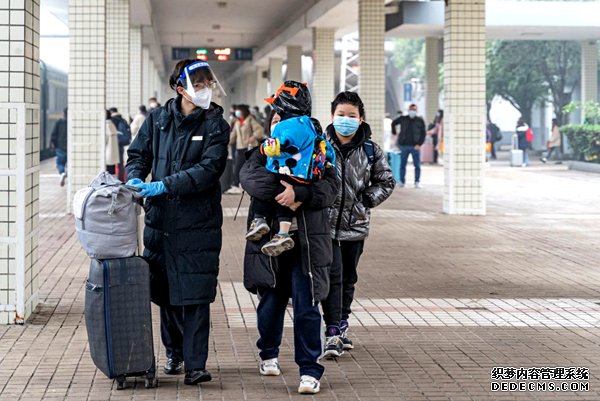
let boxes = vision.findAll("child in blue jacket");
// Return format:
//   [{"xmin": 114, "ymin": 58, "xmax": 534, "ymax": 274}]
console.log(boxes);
[{"xmin": 245, "ymin": 81, "xmax": 335, "ymax": 257}]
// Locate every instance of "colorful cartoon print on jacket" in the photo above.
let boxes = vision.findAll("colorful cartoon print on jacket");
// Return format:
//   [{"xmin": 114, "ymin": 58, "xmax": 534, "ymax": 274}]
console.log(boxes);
[{"xmin": 262, "ymin": 115, "xmax": 335, "ymax": 183}]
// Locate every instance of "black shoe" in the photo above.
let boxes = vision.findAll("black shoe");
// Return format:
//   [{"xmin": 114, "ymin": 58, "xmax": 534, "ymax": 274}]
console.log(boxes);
[
  {"xmin": 340, "ymin": 320, "xmax": 354, "ymax": 350},
  {"xmin": 323, "ymin": 336, "xmax": 344, "ymax": 359},
  {"xmin": 163, "ymin": 358, "xmax": 184, "ymax": 375},
  {"xmin": 184, "ymin": 369, "xmax": 212, "ymax": 385},
  {"xmin": 340, "ymin": 335, "xmax": 354, "ymax": 350}
]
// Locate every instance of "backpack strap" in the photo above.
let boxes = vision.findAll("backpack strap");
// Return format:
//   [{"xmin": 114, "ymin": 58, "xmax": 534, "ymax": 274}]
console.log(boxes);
[{"xmin": 363, "ymin": 140, "xmax": 375, "ymax": 165}]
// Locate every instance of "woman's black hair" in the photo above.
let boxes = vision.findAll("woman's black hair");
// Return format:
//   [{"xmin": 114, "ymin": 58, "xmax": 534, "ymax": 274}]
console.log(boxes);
[
  {"xmin": 237, "ymin": 104, "xmax": 250, "ymax": 118},
  {"xmin": 139, "ymin": 105, "xmax": 147, "ymax": 114},
  {"xmin": 552, "ymin": 118, "xmax": 559, "ymax": 127},
  {"xmin": 169, "ymin": 59, "xmax": 214, "ymax": 90},
  {"xmin": 105, "ymin": 109, "xmax": 111, "ymax": 120},
  {"xmin": 330, "ymin": 91, "xmax": 365, "ymax": 118}
]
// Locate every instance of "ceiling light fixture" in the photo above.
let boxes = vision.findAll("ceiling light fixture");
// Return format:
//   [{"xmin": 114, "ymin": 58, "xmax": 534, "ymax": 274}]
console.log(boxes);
[
  {"xmin": 212, "ymin": 24, "xmax": 221, "ymax": 30},
  {"xmin": 217, "ymin": 2, "xmax": 227, "ymax": 8},
  {"xmin": 208, "ymin": 38, "xmax": 214, "ymax": 43}
]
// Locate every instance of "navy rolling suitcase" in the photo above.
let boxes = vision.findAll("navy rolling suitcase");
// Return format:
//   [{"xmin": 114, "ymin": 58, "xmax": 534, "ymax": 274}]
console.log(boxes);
[{"xmin": 85, "ymin": 257, "xmax": 157, "ymax": 389}]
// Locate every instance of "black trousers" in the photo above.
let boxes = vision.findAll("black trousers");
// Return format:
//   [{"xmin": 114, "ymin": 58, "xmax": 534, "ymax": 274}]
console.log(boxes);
[
  {"xmin": 322, "ymin": 239, "xmax": 365, "ymax": 328},
  {"xmin": 431, "ymin": 134, "xmax": 439, "ymax": 164},
  {"xmin": 117, "ymin": 146, "xmax": 126, "ymax": 182},
  {"xmin": 232, "ymin": 149, "xmax": 247, "ymax": 187},
  {"xmin": 160, "ymin": 303, "xmax": 210, "ymax": 371}
]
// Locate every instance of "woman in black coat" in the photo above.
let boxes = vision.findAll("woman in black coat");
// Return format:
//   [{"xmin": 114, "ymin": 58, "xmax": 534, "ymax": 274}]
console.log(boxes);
[
  {"xmin": 239, "ymin": 82, "xmax": 340, "ymax": 394},
  {"xmin": 126, "ymin": 59, "xmax": 230, "ymax": 385}
]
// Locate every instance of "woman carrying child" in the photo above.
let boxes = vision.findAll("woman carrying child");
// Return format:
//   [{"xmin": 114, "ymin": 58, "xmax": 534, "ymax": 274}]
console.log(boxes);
[{"xmin": 239, "ymin": 81, "xmax": 339, "ymax": 394}]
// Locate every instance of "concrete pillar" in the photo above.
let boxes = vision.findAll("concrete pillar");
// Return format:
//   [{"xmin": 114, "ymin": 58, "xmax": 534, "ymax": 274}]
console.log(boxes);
[
  {"xmin": 148, "ymin": 62, "xmax": 156, "ymax": 100},
  {"xmin": 236, "ymin": 76, "xmax": 246, "ymax": 106},
  {"xmin": 106, "ymin": 0, "xmax": 129, "ymax": 119},
  {"xmin": 443, "ymin": 0, "xmax": 486, "ymax": 215},
  {"xmin": 245, "ymin": 68, "xmax": 257, "ymax": 106},
  {"xmin": 268, "ymin": 57, "xmax": 283, "ymax": 94},
  {"xmin": 68, "ymin": 0, "xmax": 106, "ymax": 209},
  {"xmin": 312, "ymin": 28, "xmax": 336, "ymax": 128},
  {"xmin": 157, "ymin": 67, "xmax": 162, "ymax": 101},
  {"xmin": 425, "ymin": 37, "xmax": 440, "ymax": 124},
  {"xmin": 286, "ymin": 45, "xmax": 303, "ymax": 82},
  {"xmin": 256, "ymin": 66, "xmax": 269, "ymax": 107},
  {"xmin": 152, "ymin": 63, "xmax": 160, "ymax": 100},
  {"xmin": 0, "ymin": 0, "xmax": 41, "ymax": 324},
  {"xmin": 129, "ymin": 26, "xmax": 142, "ymax": 116},
  {"xmin": 358, "ymin": 0, "xmax": 385, "ymax": 144},
  {"xmin": 581, "ymin": 41, "xmax": 598, "ymax": 106},
  {"xmin": 142, "ymin": 46, "xmax": 150, "ymax": 105},
  {"xmin": 152, "ymin": 62, "xmax": 157, "ymax": 98}
]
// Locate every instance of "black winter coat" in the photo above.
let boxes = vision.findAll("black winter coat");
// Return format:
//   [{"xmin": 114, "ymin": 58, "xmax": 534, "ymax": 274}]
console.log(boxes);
[
  {"xmin": 111, "ymin": 114, "xmax": 132, "ymax": 147},
  {"xmin": 516, "ymin": 124, "xmax": 529, "ymax": 150},
  {"xmin": 326, "ymin": 123, "xmax": 395, "ymax": 241},
  {"xmin": 50, "ymin": 118, "xmax": 67, "ymax": 150},
  {"xmin": 239, "ymin": 146, "xmax": 340, "ymax": 303},
  {"xmin": 396, "ymin": 115, "xmax": 426, "ymax": 146},
  {"xmin": 126, "ymin": 97, "xmax": 230, "ymax": 306}
]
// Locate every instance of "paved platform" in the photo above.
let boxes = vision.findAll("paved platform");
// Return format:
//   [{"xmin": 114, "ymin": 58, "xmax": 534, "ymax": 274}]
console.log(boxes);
[{"xmin": 1, "ymin": 157, "xmax": 600, "ymax": 400}]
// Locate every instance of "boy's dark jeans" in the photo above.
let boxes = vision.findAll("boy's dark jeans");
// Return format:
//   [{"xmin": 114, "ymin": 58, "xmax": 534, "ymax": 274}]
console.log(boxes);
[{"xmin": 322, "ymin": 239, "xmax": 365, "ymax": 329}]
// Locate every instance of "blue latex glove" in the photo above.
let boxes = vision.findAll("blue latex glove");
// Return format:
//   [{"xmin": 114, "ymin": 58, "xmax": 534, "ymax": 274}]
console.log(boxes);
[
  {"xmin": 138, "ymin": 181, "xmax": 167, "ymax": 198},
  {"xmin": 126, "ymin": 178, "xmax": 143, "ymax": 187}
]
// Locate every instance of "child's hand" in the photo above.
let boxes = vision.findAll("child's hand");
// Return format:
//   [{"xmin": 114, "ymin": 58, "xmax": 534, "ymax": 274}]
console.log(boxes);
[
  {"xmin": 289, "ymin": 201, "xmax": 303, "ymax": 211},
  {"xmin": 275, "ymin": 181, "xmax": 296, "ymax": 207}
]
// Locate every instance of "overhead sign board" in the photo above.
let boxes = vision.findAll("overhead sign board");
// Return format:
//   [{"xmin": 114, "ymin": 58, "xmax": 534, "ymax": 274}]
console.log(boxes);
[
  {"xmin": 171, "ymin": 47, "xmax": 253, "ymax": 62},
  {"xmin": 403, "ymin": 82, "xmax": 413, "ymax": 102}
]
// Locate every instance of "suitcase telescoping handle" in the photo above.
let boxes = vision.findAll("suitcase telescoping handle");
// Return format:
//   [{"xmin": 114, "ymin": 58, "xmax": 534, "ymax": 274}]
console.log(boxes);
[
  {"xmin": 511, "ymin": 133, "xmax": 518, "ymax": 150},
  {"xmin": 115, "ymin": 183, "xmax": 144, "ymax": 255}
]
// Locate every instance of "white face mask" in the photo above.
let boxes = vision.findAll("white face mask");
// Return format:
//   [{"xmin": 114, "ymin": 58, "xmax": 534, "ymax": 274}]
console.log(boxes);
[{"xmin": 186, "ymin": 87, "xmax": 212, "ymax": 109}]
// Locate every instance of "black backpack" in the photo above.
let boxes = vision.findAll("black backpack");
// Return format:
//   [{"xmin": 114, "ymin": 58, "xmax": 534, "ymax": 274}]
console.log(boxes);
[
  {"xmin": 363, "ymin": 140, "xmax": 375, "ymax": 166},
  {"xmin": 113, "ymin": 117, "xmax": 132, "ymax": 147}
]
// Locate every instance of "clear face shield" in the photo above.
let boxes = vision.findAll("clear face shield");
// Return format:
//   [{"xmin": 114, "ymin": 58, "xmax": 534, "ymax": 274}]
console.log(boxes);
[{"xmin": 178, "ymin": 61, "xmax": 227, "ymax": 97}]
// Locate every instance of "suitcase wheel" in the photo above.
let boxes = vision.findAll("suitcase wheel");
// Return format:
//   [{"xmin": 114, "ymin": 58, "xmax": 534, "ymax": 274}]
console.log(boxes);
[
  {"xmin": 144, "ymin": 357, "xmax": 158, "ymax": 389},
  {"xmin": 116, "ymin": 375, "xmax": 127, "ymax": 390},
  {"xmin": 145, "ymin": 375, "xmax": 158, "ymax": 389}
]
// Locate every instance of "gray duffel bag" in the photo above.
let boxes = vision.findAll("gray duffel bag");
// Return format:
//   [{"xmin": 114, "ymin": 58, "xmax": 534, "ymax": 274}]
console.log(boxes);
[{"xmin": 73, "ymin": 172, "xmax": 140, "ymax": 259}]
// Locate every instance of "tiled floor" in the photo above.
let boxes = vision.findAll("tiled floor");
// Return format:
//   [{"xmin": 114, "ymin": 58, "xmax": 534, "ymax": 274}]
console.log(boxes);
[{"xmin": 1, "ymin": 158, "xmax": 600, "ymax": 400}]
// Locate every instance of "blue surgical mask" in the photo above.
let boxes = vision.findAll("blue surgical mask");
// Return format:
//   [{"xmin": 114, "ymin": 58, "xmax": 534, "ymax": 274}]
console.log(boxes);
[
  {"xmin": 333, "ymin": 116, "xmax": 360, "ymax": 137},
  {"xmin": 408, "ymin": 110, "xmax": 417, "ymax": 118}
]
